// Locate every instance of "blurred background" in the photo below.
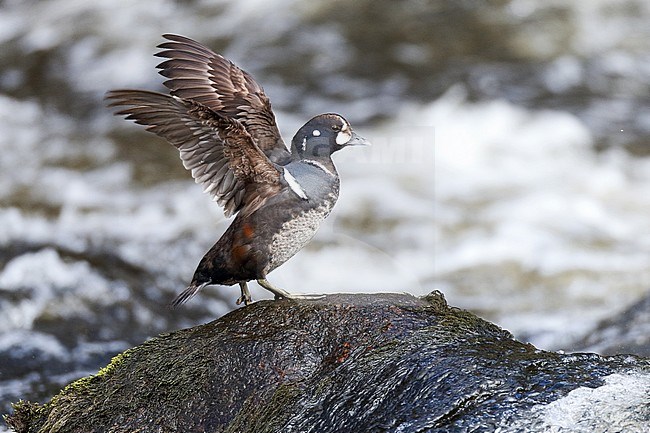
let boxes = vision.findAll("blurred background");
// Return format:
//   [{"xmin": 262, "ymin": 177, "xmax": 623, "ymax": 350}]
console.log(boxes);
[{"xmin": 1, "ymin": 0, "xmax": 649, "ymax": 419}]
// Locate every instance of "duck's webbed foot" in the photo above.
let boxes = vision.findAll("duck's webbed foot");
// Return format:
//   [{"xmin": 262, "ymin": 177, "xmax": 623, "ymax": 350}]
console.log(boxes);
[
  {"xmin": 256, "ymin": 279, "xmax": 326, "ymax": 301},
  {"xmin": 236, "ymin": 281, "xmax": 253, "ymax": 306}
]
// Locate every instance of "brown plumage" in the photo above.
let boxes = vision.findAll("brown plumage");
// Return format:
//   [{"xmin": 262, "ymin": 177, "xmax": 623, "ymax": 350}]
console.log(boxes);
[
  {"xmin": 107, "ymin": 34, "xmax": 289, "ymax": 217},
  {"xmin": 155, "ymin": 34, "xmax": 288, "ymax": 159},
  {"xmin": 106, "ymin": 34, "xmax": 370, "ymax": 306}
]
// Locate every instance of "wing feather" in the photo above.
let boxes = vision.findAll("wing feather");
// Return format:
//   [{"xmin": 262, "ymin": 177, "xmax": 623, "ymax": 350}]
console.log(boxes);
[
  {"xmin": 106, "ymin": 34, "xmax": 293, "ymax": 217},
  {"xmin": 155, "ymin": 34, "xmax": 290, "ymax": 163},
  {"xmin": 106, "ymin": 89, "xmax": 284, "ymax": 217}
]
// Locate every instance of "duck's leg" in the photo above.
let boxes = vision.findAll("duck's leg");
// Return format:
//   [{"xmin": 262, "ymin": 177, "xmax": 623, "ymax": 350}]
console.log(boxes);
[
  {"xmin": 256, "ymin": 279, "xmax": 325, "ymax": 301},
  {"xmin": 236, "ymin": 281, "xmax": 253, "ymax": 305}
]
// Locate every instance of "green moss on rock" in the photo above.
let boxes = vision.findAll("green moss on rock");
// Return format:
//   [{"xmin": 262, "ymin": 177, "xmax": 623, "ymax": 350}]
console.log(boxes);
[{"xmin": 5, "ymin": 291, "xmax": 648, "ymax": 433}]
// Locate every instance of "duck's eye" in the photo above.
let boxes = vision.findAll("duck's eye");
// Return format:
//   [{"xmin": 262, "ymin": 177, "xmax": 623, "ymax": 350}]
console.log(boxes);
[{"xmin": 331, "ymin": 125, "xmax": 341, "ymax": 132}]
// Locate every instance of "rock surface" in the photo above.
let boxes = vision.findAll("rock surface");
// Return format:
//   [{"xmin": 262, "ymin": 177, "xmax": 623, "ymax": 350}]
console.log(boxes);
[
  {"xmin": 572, "ymin": 290, "xmax": 650, "ymax": 357},
  {"xmin": 5, "ymin": 292, "xmax": 650, "ymax": 432}
]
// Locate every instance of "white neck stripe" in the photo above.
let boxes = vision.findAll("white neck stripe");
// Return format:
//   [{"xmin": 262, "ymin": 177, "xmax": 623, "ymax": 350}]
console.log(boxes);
[
  {"xmin": 283, "ymin": 168, "xmax": 308, "ymax": 200},
  {"xmin": 303, "ymin": 159, "xmax": 335, "ymax": 177}
]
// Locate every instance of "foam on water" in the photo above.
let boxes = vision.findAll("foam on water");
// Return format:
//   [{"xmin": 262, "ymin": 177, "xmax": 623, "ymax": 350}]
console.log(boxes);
[
  {"xmin": 1, "ymin": 87, "xmax": 648, "ymax": 351},
  {"xmin": 311, "ymin": 85, "xmax": 649, "ymax": 348},
  {"xmin": 0, "ymin": 248, "xmax": 117, "ymax": 329},
  {"xmin": 502, "ymin": 372, "xmax": 650, "ymax": 432},
  {"xmin": 374, "ymin": 88, "xmax": 649, "ymax": 347},
  {"xmin": 1, "ymin": 2, "xmax": 650, "ymax": 417}
]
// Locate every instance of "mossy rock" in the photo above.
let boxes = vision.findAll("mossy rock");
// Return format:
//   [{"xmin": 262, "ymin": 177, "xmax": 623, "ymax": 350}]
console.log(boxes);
[{"xmin": 5, "ymin": 292, "xmax": 649, "ymax": 432}]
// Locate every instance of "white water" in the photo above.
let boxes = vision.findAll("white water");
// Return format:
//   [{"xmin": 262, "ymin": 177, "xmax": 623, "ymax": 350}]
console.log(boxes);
[
  {"xmin": 502, "ymin": 371, "xmax": 650, "ymax": 432},
  {"xmin": 1, "ymin": 0, "xmax": 649, "ymax": 423}
]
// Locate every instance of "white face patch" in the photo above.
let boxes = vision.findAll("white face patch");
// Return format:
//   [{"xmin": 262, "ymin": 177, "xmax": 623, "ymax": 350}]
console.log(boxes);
[
  {"xmin": 312, "ymin": 129, "xmax": 321, "ymax": 137},
  {"xmin": 335, "ymin": 130, "xmax": 352, "ymax": 145},
  {"xmin": 283, "ymin": 168, "xmax": 308, "ymax": 200},
  {"xmin": 335, "ymin": 120, "xmax": 352, "ymax": 145}
]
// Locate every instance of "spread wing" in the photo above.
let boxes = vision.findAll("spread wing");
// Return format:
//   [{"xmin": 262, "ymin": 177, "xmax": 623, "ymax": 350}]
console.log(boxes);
[
  {"xmin": 106, "ymin": 90, "xmax": 282, "ymax": 217},
  {"xmin": 155, "ymin": 34, "xmax": 291, "ymax": 164},
  {"xmin": 215, "ymin": 115, "xmax": 286, "ymax": 217}
]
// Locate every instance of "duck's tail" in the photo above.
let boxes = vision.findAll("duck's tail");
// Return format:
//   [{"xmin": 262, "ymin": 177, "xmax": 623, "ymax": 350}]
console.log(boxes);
[{"xmin": 169, "ymin": 281, "xmax": 210, "ymax": 308}]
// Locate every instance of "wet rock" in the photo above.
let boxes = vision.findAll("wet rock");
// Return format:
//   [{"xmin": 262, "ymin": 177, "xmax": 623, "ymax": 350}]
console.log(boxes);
[
  {"xmin": 572, "ymin": 290, "xmax": 650, "ymax": 357},
  {"xmin": 5, "ymin": 292, "xmax": 649, "ymax": 433}
]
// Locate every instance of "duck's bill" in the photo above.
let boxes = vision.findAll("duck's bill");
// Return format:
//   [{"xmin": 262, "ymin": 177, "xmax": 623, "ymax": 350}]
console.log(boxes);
[{"xmin": 347, "ymin": 132, "xmax": 371, "ymax": 146}]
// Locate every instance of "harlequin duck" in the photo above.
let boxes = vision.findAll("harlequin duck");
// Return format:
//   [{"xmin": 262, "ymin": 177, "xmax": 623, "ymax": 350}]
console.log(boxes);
[{"xmin": 106, "ymin": 34, "xmax": 369, "ymax": 306}]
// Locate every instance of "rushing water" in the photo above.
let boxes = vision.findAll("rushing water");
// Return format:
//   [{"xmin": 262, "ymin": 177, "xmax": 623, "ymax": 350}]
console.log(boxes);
[{"xmin": 1, "ymin": 0, "xmax": 649, "ymax": 423}]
